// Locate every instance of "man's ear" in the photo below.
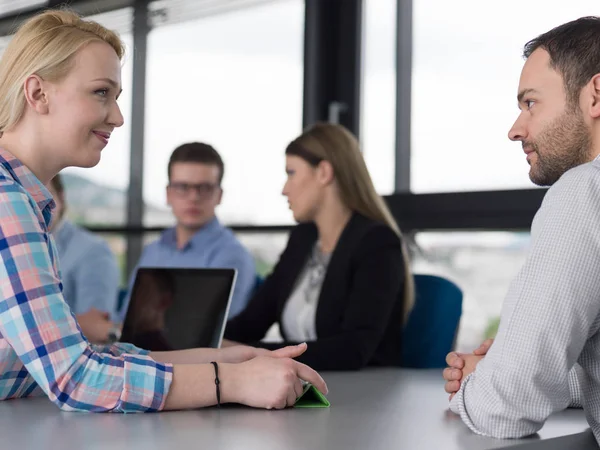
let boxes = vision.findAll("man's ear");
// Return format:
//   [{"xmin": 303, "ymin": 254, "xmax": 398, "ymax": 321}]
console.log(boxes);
[
  {"xmin": 23, "ymin": 75, "xmax": 50, "ymax": 115},
  {"xmin": 165, "ymin": 185, "xmax": 171, "ymax": 207},
  {"xmin": 316, "ymin": 160, "xmax": 335, "ymax": 186},
  {"xmin": 588, "ymin": 73, "xmax": 600, "ymax": 119},
  {"xmin": 216, "ymin": 187, "xmax": 223, "ymax": 206}
]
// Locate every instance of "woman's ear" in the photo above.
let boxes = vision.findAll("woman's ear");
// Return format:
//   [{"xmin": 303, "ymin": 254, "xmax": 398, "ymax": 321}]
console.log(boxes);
[
  {"xmin": 23, "ymin": 75, "xmax": 50, "ymax": 115},
  {"xmin": 316, "ymin": 160, "xmax": 335, "ymax": 186}
]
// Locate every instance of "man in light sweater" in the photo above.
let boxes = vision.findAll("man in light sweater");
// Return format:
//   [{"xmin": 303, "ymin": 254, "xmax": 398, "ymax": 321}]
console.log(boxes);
[{"xmin": 443, "ymin": 17, "xmax": 600, "ymax": 444}]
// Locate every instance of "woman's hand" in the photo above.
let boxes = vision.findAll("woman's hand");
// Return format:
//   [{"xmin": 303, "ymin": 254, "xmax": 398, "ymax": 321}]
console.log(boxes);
[
  {"xmin": 221, "ymin": 355, "xmax": 328, "ymax": 409},
  {"xmin": 217, "ymin": 342, "xmax": 309, "ymax": 364}
]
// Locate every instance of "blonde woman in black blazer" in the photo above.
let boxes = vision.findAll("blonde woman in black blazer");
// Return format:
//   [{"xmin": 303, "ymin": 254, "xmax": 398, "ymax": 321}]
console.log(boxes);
[{"xmin": 224, "ymin": 123, "xmax": 414, "ymax": 371}]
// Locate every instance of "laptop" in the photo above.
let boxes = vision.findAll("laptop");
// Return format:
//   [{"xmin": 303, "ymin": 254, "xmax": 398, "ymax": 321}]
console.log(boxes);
[{"xmin": 120, "ymin": 267, "xmax": 237, "ymax": 351}]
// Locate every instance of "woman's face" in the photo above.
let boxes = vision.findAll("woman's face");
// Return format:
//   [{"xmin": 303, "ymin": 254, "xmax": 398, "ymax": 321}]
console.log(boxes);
[
  {"xmin": 41, "ymin": 41, "xmax": 124, "ymax": 169},
  {"xmin": 282, "ymin": 155, "xmax": 324, "ymax": 223}
]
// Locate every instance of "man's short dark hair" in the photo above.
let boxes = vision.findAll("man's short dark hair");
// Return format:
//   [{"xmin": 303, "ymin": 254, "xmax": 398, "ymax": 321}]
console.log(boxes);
[
  {"xmin": 524, "ymin": 16, "xmax": 600, "ymax": 108},
  {"xmin": 167, "ymin": 142, "xmax": 224, "ymax": 185}
]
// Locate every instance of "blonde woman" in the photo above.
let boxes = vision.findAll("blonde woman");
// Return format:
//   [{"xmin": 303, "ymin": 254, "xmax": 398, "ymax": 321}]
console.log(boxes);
[
  {"xmin": 0, "ymin": 10, "xmax": 326, "ymax": 412},
  {"xmin": 225, "ymin": 123, "xmax": 414, "ymax": 370}
]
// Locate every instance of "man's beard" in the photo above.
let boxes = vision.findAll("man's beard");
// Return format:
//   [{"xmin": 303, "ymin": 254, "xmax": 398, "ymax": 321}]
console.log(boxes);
[{"xmin": 527, "ymin": 108, "xmax": 592, "ymax": 186}]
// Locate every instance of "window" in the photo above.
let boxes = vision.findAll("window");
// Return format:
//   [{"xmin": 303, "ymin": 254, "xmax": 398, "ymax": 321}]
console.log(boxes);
[
  {"xmin": 411, "ymin": 1, "xmax": 600, "ymax": 193},
  {"xmin": 412, "ymin": 231, "xmax": 531, "ymax": 351},
  {"xmin": 61, "ymin": 8, "xmax": 134, "ymax": 226},
  {"xmin": 0, "ymin": 34, "xmax": 9, "ymax": 57},
  {"xmin": 144, "ymin": 0, "xmax": 304, "ymax": 226},
  {"xmin": 0, "ymin": 0, "xmax": 46, "ymax": 18},
  {"xmin": 361, "ymin": 0, "xmax": 397, "ymax": 194},
  {"xmin": 235, "ymin": 230, "xmax": 289, "ymax": 277}
]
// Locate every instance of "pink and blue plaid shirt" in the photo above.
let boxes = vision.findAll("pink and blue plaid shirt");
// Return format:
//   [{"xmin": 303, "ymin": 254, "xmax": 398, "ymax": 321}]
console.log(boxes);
[{"xmin": 0, "ymin": 148, "xmax": 173, "ymax": 412}]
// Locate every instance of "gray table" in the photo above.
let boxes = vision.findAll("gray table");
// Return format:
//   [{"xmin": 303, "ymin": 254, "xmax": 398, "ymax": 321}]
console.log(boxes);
[{"xmin": 1, "ymin": 369, "xmax": 597, "ymax": 450}]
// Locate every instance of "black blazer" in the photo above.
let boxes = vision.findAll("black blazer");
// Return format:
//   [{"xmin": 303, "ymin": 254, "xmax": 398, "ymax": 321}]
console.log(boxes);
[{"xmin": 225, "ymin": 213, "xmax": 407, "ymax": 371}]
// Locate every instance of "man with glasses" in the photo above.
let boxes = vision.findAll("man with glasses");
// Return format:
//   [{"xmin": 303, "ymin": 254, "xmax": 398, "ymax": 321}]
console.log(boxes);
[{"xmin": 120, "ymin": 142, "xmax": 256, "ymax": 321}]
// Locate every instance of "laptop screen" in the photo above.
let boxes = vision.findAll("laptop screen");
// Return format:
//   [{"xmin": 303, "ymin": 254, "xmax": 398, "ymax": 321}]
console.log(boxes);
[{"xmin": 120, "ymin": 267, "xmax": 236, "ymax": 351}]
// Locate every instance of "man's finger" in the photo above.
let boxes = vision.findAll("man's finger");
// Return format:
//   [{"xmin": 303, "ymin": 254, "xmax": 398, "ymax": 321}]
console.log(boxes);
[
  {"xmin": 444, "ymin": 380, "xmax": 460, "ymax": 394},
  {"xmin": 445, "ymin": 352, "xmax": 465, "ymax": 369},
  {"xmin": 443, "ymin": 367, "xmax": 462, "ymax": 381},
  {"xmin": 442, "ymin": 367, "xmax": 453, "ymax": 381},
  {"xmin": 473, "ymin": 338, "xmax": 494, "ymax": 355},
  {"xmin": 293, "ymin": 361, "xmax": 328, "ymax": 395},
  {"xmin": 270, "ymin": 343, "xmax": 307, "ymax": 359}
]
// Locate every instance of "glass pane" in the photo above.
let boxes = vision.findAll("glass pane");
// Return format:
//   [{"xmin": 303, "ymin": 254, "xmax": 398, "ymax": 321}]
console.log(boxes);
[
  {"xmin": 362, "ymin": 0, "xmax": 396, "ymax": 194},
  {"xmin": 412, "ymin": 231, "xmax": 531, "ymax": 351},
  {"xmin": 0, "ymin": 0, "xmax": 46, "ymax": 17},
  {"xmin": 234, "ymin": 230, "xmax": 289, "ymax": 277},
  {"xmin": 412, "ymin": 1, "xmax": 600, "ymax": 193},
  {"xmin": 0, "ymin": 35, "xmax": 10, "ymax": 57},
  {"xmin": 144, "ymin": 0, "xmax": 304, "ymax": 226},
  {"xmin": 61, "ymin": 9, "xmax": 134, "ymax": 226}
]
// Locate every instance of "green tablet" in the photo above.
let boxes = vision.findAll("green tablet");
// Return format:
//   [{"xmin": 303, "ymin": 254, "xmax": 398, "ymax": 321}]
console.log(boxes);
[{"xmin": 294, "ymin": 383, "xmax": 330, "ymax": 408}]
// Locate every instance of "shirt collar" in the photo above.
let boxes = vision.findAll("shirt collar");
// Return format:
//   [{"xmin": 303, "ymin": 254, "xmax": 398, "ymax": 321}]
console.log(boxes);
[
  {"xmin": 0, "ymin": 147, "xmax": 55, "ymax": 214},
  {"xmin": 159, "ymin": 216, "xmax": 222, "ymax": 250}
]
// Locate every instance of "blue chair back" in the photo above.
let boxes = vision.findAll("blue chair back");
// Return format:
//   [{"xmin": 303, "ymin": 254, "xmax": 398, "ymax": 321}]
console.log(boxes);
[
  {"xmin": 402, "ymin": 274, "xmax": 463, "ymax": 368},
  {"xmin": 254, "ymin": 275, "xmax": 265, "ymax": 294}
]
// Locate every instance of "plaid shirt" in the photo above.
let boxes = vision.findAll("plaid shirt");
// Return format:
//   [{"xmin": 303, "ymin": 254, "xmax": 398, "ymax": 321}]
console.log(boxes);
[{"xmin": 0, "ymin": 148, "xmax": 173, "ymax": 412}]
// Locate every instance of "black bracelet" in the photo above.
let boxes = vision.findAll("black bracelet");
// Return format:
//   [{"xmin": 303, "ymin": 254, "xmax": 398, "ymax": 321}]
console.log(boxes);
[{"xmin": 210, "ymin": 361, "xmax": 221, "ymax": 407}]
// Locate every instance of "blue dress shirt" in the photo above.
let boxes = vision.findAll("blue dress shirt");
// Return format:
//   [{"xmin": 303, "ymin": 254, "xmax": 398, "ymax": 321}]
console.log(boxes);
[
  {"xmin": 53, "ymin": 219, "xmax": 120, "ymax": 318},
  {"xmin": 121, "ymin": 217, "xmax": 255, "ymax": 322}
]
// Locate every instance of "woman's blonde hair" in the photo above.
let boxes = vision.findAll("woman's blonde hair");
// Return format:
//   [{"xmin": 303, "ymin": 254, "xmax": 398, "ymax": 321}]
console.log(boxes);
[
  {"xmin": 286, "ymin": 122, "xmax": 415, "ymax": 321},
  {"xmin": 0, "ymin": 9, "xmax": 124, "ymax": 134}
]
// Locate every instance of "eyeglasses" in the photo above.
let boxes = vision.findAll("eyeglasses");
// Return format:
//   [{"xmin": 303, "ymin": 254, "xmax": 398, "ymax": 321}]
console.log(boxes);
[{"xmin": 168, "ymin": 182, "xmax": 220, "ymax": 198}]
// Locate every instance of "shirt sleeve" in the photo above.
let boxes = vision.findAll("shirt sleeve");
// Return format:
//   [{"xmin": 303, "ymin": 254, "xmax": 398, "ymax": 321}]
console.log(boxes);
[
  {"xmin": 0, "ymin": 184, "xmax": 173, "ymax": 412},
  {"xmin": 568, "ymin": 364, "xmax": 584, "ymax": 409},
  {"xmin": 449, "ymin": 165, "xmax": 600, "ymax": 438},
  {"xmin": 71, "ymin": 239, "xmax": 120, "ymax": 320},
  {"xmin": 210, "ymin": 244, "xmax": 256, "ymax": 319}
]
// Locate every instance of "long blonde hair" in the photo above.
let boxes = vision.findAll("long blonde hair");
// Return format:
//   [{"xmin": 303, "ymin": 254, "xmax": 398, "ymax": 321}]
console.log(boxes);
[
  {"xmin": 0, "ymin": 9, "xmax": 124, "ymax": 134},
  {"xmin": 286, "ymin": 122, "xmax": 414, "ymax": 321}
]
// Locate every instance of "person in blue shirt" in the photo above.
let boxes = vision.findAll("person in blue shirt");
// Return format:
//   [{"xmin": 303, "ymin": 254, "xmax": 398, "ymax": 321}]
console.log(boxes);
[
  {"xmin": 121, "ymin": 142, "xmax": 256, "ymax": 321},
  {"xmin": 48, "ymin": 174, "xmax": 121, "ymax": 343}
]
